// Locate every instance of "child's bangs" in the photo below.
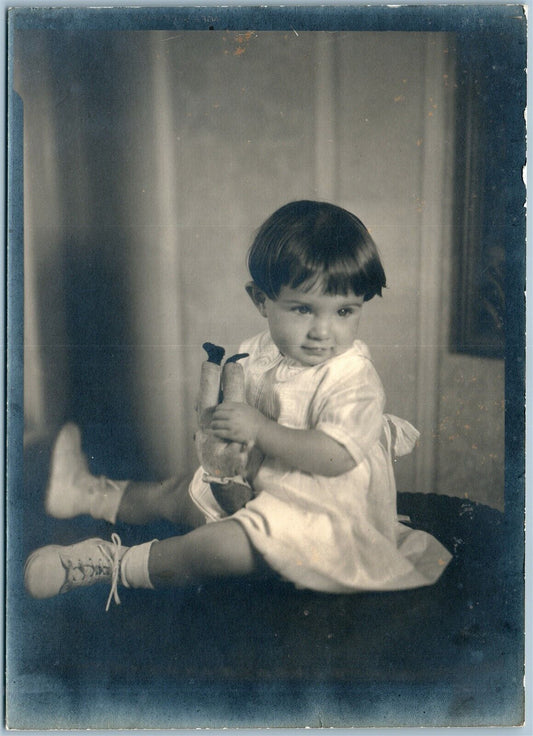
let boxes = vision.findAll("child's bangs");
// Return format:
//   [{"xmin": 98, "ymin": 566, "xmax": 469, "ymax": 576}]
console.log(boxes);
[
  {"xmin": 287, "ymin": 267, "xmax": 360, "ymax": 297},
  {"xmin": 286, "ymin": 244, "xmax": 378, "ymax": 300}
]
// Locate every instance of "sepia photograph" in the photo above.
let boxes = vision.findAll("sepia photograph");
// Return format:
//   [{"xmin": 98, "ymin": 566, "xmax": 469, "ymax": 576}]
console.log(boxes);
[{"xmin": 6, "ymin": 5, "xmax": 526, "ymax": 729}]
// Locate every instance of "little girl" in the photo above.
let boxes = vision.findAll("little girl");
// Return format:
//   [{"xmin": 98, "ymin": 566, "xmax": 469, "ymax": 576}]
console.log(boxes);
[{"xmin": 25, "ymin": 200, "xmax": 451, "ymax": 609}]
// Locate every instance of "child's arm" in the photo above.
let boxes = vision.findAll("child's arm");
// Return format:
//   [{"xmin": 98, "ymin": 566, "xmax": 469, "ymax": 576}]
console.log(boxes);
[{"xmin": 209, "ymin": 402, "xmax": 355, "ymax": 477}]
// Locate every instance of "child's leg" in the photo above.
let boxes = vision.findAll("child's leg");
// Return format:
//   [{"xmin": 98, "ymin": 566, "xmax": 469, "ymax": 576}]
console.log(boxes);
[
  {"xmin": 45, "ymin": 423, "xmax": 127, "ymax": 523},
  {"xmin": 148, "ymin": 519, "xmax": 262, "ymax": 587},
  {"xmin": 24, "ymin": 519, "xmax": 267, "ymax": 606},
  {"xmin": 45, "ymin": 424, "xmax": 204, "ymax": 529},
  {"xmin": 117, "ymin": 476, "xmax": 205, "ymax": 529}
]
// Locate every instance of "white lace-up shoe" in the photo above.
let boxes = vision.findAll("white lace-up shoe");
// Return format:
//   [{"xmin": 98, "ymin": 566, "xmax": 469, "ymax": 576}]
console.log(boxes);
[
  {"xmin": 45, "ymin": 424, "xmax": 126, "ymax": 523},
  {"xmin": 24, "ymin": 533, "xmax": 126, "ymax": 611}
]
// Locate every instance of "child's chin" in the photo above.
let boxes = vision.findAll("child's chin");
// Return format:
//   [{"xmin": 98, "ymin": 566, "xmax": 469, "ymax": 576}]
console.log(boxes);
[{"xmin": 298, "ymin": 349, "xmax": 334, "ymax": 366}]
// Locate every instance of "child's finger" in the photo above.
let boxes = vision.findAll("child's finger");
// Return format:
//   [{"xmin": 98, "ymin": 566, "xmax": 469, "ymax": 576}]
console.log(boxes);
[
  {"xmin": 209, "ymin": 414, "xmax": 236, "ymax": 430},
  {"xmin": 211, "ymin": 426, "xmax": 242, "ymax": 442},
  {"xmin": 211, "ymin": 405, "xmax": 238, "ymax": 421},
  {"xmin": 209, "ymin": 419, "xmax": 229, "ymax": 431},
  {"xmin": 211, "ymin": 426, "xmax": 233, "ymax": 436}
]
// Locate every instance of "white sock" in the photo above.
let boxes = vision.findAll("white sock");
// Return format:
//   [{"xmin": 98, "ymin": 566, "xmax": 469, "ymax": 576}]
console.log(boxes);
[
  {"xmin": 120, "ymin": 540, "xmax": 157, "ymax": 590},
  {"xmin": 89, "ymin": 479, "xmax": 128, "ymax": 524}
]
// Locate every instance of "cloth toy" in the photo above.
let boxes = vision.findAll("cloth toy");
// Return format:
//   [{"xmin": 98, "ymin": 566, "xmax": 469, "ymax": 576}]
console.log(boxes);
[{"xmin": 195, "ymin": 343, "xmax": 264, "ymax": 515}]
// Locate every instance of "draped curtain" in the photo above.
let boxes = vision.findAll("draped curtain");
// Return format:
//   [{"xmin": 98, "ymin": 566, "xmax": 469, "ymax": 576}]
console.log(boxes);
[{"xmin": 15, "ymin": 30, "xmax": 504, "ymax": 508}]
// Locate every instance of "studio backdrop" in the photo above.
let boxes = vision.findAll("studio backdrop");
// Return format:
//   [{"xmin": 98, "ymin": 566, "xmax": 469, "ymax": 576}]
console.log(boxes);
[{"xmin": 15, "ymin": 29, "xmax": 506, "ymax": 509}]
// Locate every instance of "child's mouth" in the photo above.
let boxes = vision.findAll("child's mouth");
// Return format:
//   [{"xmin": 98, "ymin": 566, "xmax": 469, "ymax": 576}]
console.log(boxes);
[{"xmin": 302, "ymin": 346, "xmax": 331, "ymax": 355}]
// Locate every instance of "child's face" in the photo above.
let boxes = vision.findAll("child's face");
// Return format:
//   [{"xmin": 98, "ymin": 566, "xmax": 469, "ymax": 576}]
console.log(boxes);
[{"xmin": 249, "ymin": 281, "xmax": 364, "ymax": 367}]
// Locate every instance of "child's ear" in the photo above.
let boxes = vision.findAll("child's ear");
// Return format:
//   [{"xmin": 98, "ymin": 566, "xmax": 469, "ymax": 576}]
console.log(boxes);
[{"xmin": 245, "ymin": 281, "xmax": 268, "ymax": 317}]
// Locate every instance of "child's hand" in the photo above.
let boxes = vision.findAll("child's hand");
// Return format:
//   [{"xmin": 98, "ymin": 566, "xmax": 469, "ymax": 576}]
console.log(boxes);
[{"xmin": 209, "ymin": 402, "xmax": 268, "ymax": 445}]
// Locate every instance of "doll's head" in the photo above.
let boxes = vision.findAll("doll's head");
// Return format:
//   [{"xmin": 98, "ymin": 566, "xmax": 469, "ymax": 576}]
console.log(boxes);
[
  {"xmin": 247, "ymin": 200, "xmax": 386, "ymax": 301},
  {"xmin": 246, "ymin": 201, "xmax": 386, "ymax": 366}
]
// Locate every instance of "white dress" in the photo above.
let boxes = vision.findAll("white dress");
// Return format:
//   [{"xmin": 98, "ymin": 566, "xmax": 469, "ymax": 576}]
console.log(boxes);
[{"xmin": 189, "ymin": 331, "xmax": 452, "ymax": 593}]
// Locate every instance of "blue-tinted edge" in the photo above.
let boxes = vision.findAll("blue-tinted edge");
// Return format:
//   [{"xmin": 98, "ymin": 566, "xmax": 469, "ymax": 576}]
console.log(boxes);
[
  {"xmin": 5, "ymin": 10, "xmax": 24, "ymax": 732},
  {"xmin": 5, "ymin": 4, "xmax": 526, "ymax": 730}
]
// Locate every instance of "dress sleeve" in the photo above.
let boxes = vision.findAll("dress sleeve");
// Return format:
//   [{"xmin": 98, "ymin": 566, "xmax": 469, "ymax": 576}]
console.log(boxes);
[{"xmin": 311, "ymin": 356, "xmax": 385, "ymax": 464}]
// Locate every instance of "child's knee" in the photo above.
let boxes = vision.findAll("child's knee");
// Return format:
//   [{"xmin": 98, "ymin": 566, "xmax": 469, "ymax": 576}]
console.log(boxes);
[{"xmin": 161, "ymin": 475, "xmax": 204, "ymax": 528}]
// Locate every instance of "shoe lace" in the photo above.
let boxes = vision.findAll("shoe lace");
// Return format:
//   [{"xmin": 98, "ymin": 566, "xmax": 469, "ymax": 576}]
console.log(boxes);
[
  {"xmin": 101, "ymin": 532, "xmax": 123, "ymax": 612},
  {"xmin": 59, "ymin": 533, "xmax": 123, "ymax": 611}
]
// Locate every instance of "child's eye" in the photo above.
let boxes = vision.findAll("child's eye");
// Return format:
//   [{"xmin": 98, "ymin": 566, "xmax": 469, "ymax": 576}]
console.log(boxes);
[
  {"xmin": 293, "ymin": 306, "xmax": 311, "ymax": 315},
  {"xmin": 337, "ymin": 308, "xmax": 353, "ymax": 317}
]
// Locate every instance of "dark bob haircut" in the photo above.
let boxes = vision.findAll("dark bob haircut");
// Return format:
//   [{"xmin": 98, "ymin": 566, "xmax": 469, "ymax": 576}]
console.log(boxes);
[{"xmin": 247, "ymin": 200, "xmax": 386, "ymax": 301}]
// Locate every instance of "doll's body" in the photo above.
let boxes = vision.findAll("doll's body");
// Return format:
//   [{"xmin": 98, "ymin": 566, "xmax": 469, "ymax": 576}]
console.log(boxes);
[{"xmin": 195, "ymin": 343, "xmax": 262, "ymax": 514}]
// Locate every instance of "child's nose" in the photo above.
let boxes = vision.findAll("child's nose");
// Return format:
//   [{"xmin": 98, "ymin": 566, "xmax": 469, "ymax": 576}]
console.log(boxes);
[{"xmin": 308, "ymin": 317, "xmax": 330, "ymax": 339}]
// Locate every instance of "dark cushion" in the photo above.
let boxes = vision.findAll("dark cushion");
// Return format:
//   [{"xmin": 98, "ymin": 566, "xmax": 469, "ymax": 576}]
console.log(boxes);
[{"xmin": 9, "ymin": 441, "xmax": 523, "ymax": 728}]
